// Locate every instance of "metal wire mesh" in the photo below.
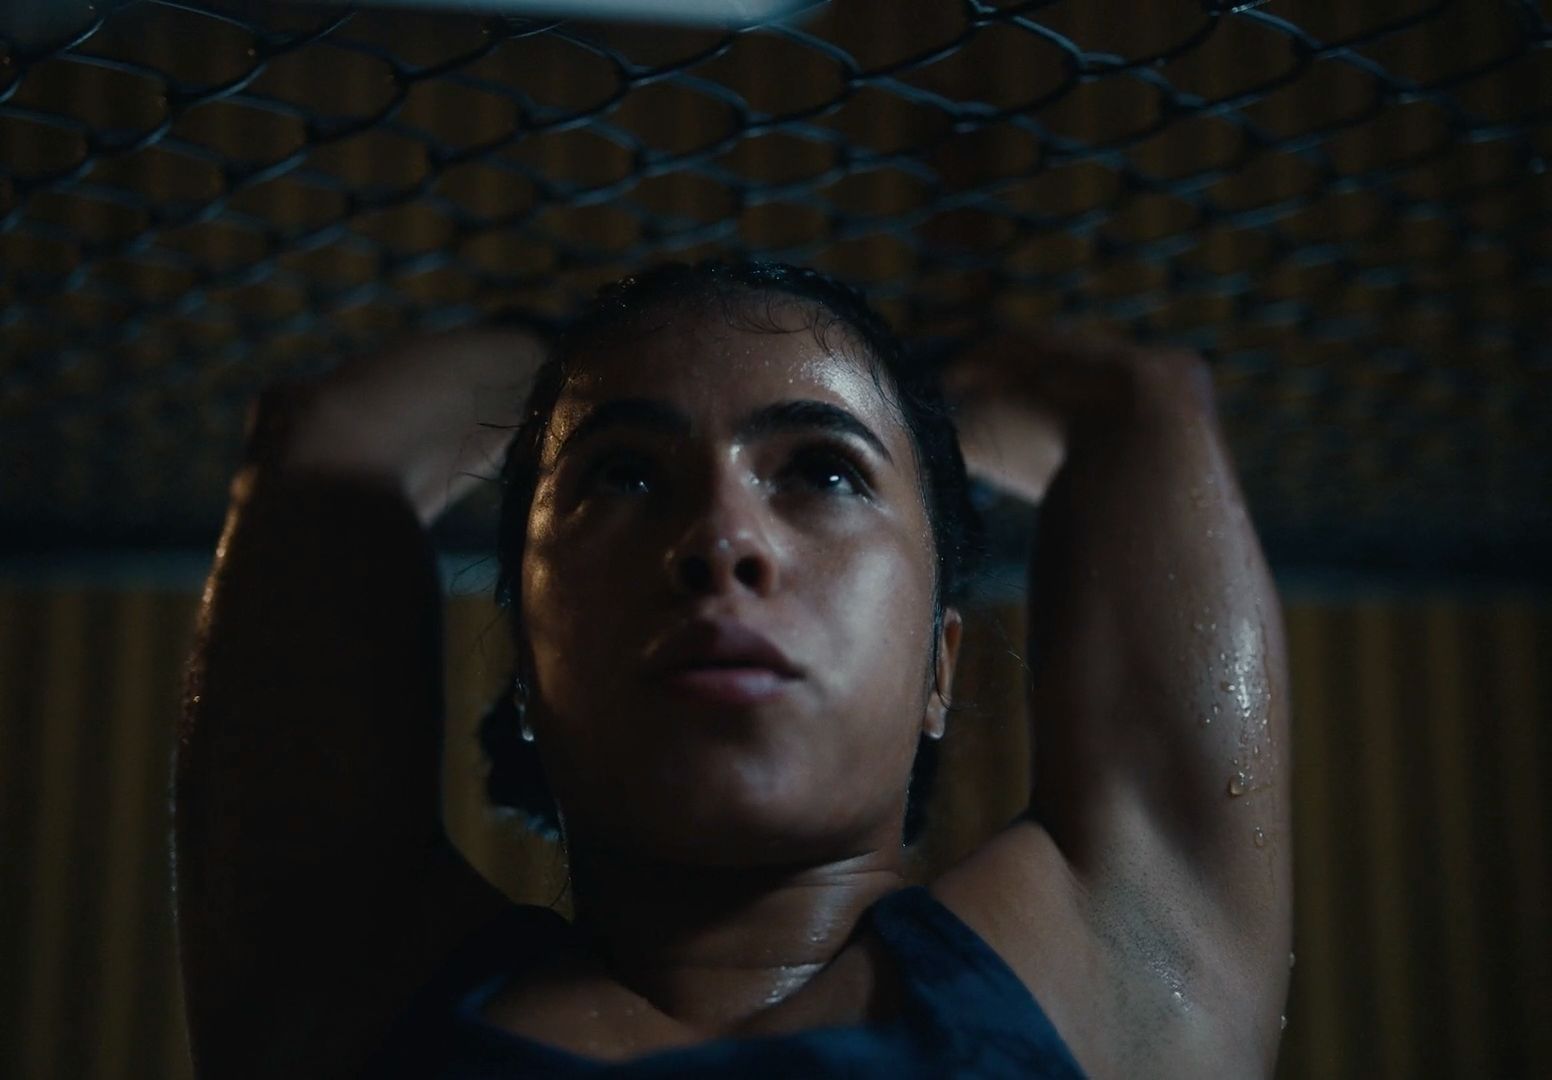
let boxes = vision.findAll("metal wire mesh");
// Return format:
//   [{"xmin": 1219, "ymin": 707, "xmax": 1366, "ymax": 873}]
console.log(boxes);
[{"xmin": 2, "ymin": 0, "xmax": 1549, "ymax": 576}]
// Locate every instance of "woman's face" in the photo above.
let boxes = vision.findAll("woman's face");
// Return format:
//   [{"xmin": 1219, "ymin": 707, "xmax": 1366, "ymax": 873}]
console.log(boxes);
[{"xmin": 520, "ymin": 300, "xmax": 960, "ymax": 864}]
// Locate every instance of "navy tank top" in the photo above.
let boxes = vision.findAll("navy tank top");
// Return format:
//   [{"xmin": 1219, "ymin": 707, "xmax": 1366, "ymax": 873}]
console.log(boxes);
[{"xmin": 367, "ymin": 885, "xmax": 1086, "ymax": 1078}]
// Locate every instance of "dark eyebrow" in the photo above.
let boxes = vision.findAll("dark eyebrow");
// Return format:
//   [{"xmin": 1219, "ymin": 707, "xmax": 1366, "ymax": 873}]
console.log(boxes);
[
  {"xmin": 735, "ymin": 399, "xmax": 894, "ymax": 466},
  {"xmin": 555, "ymin": 398, "xmax": 691, "ymax": 462},
  {"xmin": 556, "ymin": 397, "xmax": 894, "ymax": 466}
]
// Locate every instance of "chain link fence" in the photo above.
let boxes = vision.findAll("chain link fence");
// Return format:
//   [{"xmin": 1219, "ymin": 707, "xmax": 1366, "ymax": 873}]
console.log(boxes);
[{"xmin": 2, "ymin": 0, "xmax": 1549, "ymax": 577}]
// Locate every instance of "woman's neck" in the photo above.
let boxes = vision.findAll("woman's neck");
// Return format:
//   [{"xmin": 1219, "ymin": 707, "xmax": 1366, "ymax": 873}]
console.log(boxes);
[{"xmin": 564, "ymin": 843, "xmax": 909, "ymax": 1036}]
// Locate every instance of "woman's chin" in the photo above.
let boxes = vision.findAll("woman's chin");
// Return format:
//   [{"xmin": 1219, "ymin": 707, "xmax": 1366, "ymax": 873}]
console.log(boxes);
[
  {"xmin": 586, "ymin": 785, "xmax": 861, "ymax": 867},
  {"xmin": 641, "ymin": 825, "xmax": 859, "ymax": 869}
]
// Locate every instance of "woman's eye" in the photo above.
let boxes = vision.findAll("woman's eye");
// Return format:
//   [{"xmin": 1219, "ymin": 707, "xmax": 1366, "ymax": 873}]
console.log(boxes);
[
  {"xmin": 785, "ymin": 449, "xmax": 868, "ymax": 496},
  {"xmin": 585, "ymin": 452, "xmax": 654, "ymax": 495}
]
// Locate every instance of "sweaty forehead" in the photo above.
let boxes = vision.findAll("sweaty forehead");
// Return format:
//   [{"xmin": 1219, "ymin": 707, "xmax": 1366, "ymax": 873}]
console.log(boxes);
[{"xmin": 547, "ymin": 308, "xmax": 905, "ymax": 453}]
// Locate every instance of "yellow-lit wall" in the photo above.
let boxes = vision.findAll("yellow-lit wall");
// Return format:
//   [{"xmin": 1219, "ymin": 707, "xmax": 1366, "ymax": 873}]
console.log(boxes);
[{"xmin": 1, "ymin": 585, "xmax": 1548, "ymax": 1078}]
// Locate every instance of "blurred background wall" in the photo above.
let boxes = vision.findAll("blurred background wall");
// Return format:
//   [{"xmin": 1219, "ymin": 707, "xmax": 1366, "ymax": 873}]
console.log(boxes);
[{"xmin": 1, "ymin": 576, "xmax": 1548, "ymax": 1078}]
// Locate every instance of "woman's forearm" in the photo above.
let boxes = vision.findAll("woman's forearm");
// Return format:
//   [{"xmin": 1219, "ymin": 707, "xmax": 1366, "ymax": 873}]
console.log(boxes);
[
  {"xmin": 262, "ymin": 327, "xmax": 550, "ymax": 528},
  {"xmin": 947, "ymin": 332, "xmax": 1212, "ymax": 504}
]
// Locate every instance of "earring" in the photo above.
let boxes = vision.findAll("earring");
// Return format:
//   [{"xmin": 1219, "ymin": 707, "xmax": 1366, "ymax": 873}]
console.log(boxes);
[
  {"xmin": 927, "ymin": 695, "xmax": 949, "ymax": 740},
  {"xmin": 513, "ymin": 676, "xmax": 535, "ymax": 743}
]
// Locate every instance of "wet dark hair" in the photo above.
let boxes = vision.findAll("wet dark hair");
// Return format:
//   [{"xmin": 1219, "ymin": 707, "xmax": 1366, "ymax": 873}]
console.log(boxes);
[{"xmin": 478, "ymin": 260, "xmax": 985, "ymax": 848}]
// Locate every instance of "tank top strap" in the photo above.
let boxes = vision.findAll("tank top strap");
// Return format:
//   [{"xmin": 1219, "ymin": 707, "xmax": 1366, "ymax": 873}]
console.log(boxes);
[{"xmin": 866, "ymin": 885, "xmax": 1087, "ymax": 1078}]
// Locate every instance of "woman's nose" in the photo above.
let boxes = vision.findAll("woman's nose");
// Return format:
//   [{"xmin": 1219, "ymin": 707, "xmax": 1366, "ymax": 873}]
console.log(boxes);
[{"xmin": 666, "ymin": 477, "xmax": 778, "ymax": 598}]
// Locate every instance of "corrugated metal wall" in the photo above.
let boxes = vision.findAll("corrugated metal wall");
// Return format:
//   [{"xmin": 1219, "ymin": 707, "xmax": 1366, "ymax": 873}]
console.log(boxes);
[{"xmin": 1, "ymin": 585, "xmax": 1548, "ymax": 1078}]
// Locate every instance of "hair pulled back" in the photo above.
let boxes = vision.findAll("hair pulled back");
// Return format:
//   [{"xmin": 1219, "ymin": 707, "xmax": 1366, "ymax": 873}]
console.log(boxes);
[{"xmin": 478, "ymin": 260, "xmax": 984, "ymax": 847}]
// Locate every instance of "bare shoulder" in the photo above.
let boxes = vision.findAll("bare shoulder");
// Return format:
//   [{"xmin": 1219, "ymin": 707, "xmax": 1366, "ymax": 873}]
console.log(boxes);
[{"xmin": 928, "ymin": 816, "xmax": 1272, "ymax": 1078}]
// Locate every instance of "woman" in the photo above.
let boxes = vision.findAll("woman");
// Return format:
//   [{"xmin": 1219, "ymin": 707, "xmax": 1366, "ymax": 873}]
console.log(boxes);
[{"xmin": 174, "ymin": 261, "xmax": 1291, "ymax": 1078}]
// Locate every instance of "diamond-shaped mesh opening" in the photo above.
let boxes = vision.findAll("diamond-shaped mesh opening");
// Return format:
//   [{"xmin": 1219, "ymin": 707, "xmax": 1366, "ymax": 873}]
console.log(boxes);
[
  {"xmin": 1159, "ymin": 15, "xmax": 1304, "ymax": 102},
  {"xmin": 822, "ymin": 0, "xmax": 966, "ymax": 73},
  {"xmin": 462, "ymin": 32, "xmax": 622, "ymax": 119},
  {"xmin": 818, "ymin": 86, "xmax": 954, "ymax": 156},
  {"xmin": 1356, "ymin": 2, "xmax": 1529, "ymax": 84},
  {"xmin": 1037, "ymin": 76, "xmax": 1168, "ymax": 147},
  {"xmin": 895, "ymin": 23, "xmax": 1071, "ymax": 112},
  {"xmin": 171, "ymin": 98, "xmax": 310, "ymax": 164},
  {"xmin": 0, "ymin": 0, "xmax": 1548, "ymax": 578},
  {"xmin": 693, "ymin": 32, "xmax": 849, "ymax": 118}
]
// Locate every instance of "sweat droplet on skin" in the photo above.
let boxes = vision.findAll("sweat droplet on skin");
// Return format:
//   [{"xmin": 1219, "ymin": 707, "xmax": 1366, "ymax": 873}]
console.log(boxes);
[
  {"xmin": 1280, "ymin": 1015, "xmax": 1288, "ymax": 1032},
  {"xmin": 1228, "ymin": 771, "xmax": 1249, "ymax": 797},
  {"xmin": 1252, "ymin": 827, "xmax": 1266, "ymax": 848}
]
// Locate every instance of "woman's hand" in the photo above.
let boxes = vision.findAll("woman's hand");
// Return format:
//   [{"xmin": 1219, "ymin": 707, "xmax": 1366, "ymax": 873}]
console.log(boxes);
[
  {"xmin": 942, "ymin": 330, "xmax": 1213, "ymax": 504},
  {"xmin": 251, "ymin": 327, "xmax": 550, "ymax": 527}
]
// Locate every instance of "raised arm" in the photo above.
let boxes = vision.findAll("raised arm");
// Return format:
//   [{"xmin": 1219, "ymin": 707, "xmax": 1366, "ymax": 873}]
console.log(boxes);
[
  {"xmin": 173, "ymin": 329, "xmax": 546, "ymax": 1078},
  {"xmin": 941, "ymin": 334, "xmax": 1291, "ymax": 1075}
]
